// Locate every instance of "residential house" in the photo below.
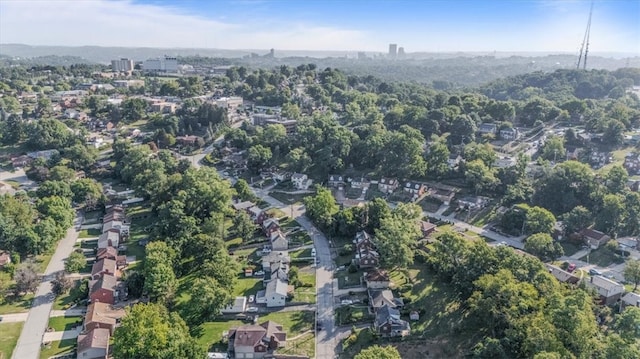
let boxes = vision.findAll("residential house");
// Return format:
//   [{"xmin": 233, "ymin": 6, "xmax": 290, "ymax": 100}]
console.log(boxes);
[
  {"xmin": 291, "ymin": 173, "xmax": 312, "ymax": 190},
  {"xmin": 447, "ymin": 154, "xmax": 462, "ymax": 169},
  {"xmin": 11, "ymin": 155, "xmax": 32, "ymax": 169},
  {"xmin": 353, "ymin": 231, "xmax": 379, "ymax": 269},
  {"xmin": 221, "ymin": 296, "xmax": 248, "ymax": 314},
  {"xmin": 84, "ymin": 302, "xmax": 125, "ymax": 335},
  {"xmin": 369, "ymin": 289, "xmax": 404, "ymax": 312},
  {"xmin": 409, "ymin": 311, "xmax": 420, "ymax": 321},
  {"xmin": 262, "ymin": 218, "xmax": 281, "ymax": 237},
  {"xmin": 77, "ymin": 328, "xmax": 110, "ymax": 359},
  {"xmin": 272, "ymin": 171, "xmax": 291, "ymax": 182},
  {"xmin": 494, "ymin": 157, "xmax": 516, "ymax": 168},
  {"xmin": 545, "ymin": 264, "xmax": 580, "ymax": 284},
  {"xmin": 580, "ymin": 228, "xmax": 611, "ymax": 249},
  {"xmin": 266, "ymin": 261, "xmax": 289, "ymax": 283},
  {"xmin": 363, "ymin": 269, "xmax": 391, "ymax": 289},
  {"xmin": 98, "ymin": 231, "xmax": 120, "ymax": 249},
  {"xmin": 227, "ymin": 321, "xmax": 287, "ymax": 359},
  {"xmin": 233, "ymin": 201, "xmax": 257, "ymax": 212},
  {"xmin": 270, "ymin": 231, "xmax": 289, "ymax": 251},
  {"xmin": 96, "ymin": 247, "xmax": 127, "ymax": 268},
  {"xmin": 350, "ymin": 178, "xmax": 371, "ymax": 190},
  {"xmin": 102, "ymin": 220, "xmax": 129, "ymax": 237},
  {"xmin": 150, "ymin": 102, "xmax": 176, "ymax": 114},
  {"xmin": 378, "ymin": 178, "xmax": 399, "ymax": 194},
  {"xmin": 0, "ymin": 251, "xmax": 11, "ymax": 268},
  {"xmin": 374, "ymin": 305, "xmax": 411, "ymax": 338},
  {"xmin": 621, "ymin": 292, "xmax": 640, "ymax": 310},
  {"xmin": 499, "ymin": 127, "xmax": 519, "ymax": 140},
  {"xmin": 176, "ymin": 135, "xmax": 203, "ymax": 147},
  {"xmin": 586, "ymin": 275, "xmax": 625, "ymax": 305},
  {"xmin": 261, "ymin": 278, "xmax": 289, "ymax": 307},
  {"xmin": 419, "ymin": 221, "xmax": 437, "ymax": 238},
  {"xmin": 327, "ymin": 175, "xmax": 345, "ymax": 188},
  {"xmin": 27, "ymin": 149, "xmax": 58, "ymax": 161},
  {"xmin": 623, "ymin": 153, "xmax": 640, "ymax": 175},
  {"xmin": 457, "ymin": 196, "xmax": 489, "ymax": 210},
  {"xmin": 89, "ymin": 275, "xmax": 119, "ymax": 305},
  {"xmin": 249, "ymin": 206, "xmax": 269, "ymax": 225},
  {"xmin": 478, "ymin": 123, "xmax": 498, "ymax": 135},
  {"xmin": 90, "ymin": 258, "xmax": 117, "ymax": 280},
  {"xmin": 403, "ymin": 181, "xmax": 428, "ymax": 201},
  {"xmin": 261, "ymin": 251, "xmax": 291, "ymax": 271},
  {"xmin": 429, "ymin": 187, "xmax": 456, "ymax": 205}
]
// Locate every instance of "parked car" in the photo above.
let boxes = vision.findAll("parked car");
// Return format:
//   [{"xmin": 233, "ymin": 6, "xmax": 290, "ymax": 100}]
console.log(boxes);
[
  {"xmin": 253, "ymin": 270, "xmax": 265, "ymax": 277},
  {"xmin": 311, "ymin": 248, "xmax": 316, "ymax": 257},
  {"xmin": 246, "ymin": 307, "xmax": 259, "ymax": 313},
  {"xmin": 249, "ymin": 295, "xmax": 255, "ymax": 303},
  {"xmin": 589, "ymin": 268, "xmax": 602, "ymax": 276},
  {"xmin": 567, "ymin": 263, "xmax": 577, "ymax": 273},
  {"xmin": 340, "ymin": 299, "xmax": 353, "ymax": 305}
]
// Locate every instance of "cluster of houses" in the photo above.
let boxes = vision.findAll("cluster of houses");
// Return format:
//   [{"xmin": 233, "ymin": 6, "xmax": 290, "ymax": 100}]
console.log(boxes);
[
  {"xmin": 232, "ymin": 201, "xmax": 294, "ymax": 308},
  {"xmin": 76, "ymin": 204, "xmax": 131, "ymax": 359},
  {"xmin": 477, "ymin": 123, "xmax": 520, "ymax": 141},
  {"xmin": 351, "ymin": 231, "xmax": 413, "ymax": 338},
  {"xmin": 623, "ymin": 152, "xmax": 640, "ymax": 175}
]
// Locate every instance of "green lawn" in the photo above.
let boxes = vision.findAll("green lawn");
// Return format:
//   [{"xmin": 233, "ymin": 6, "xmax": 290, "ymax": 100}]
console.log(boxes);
[
  {"xmin": 0, "ymin": 322, "xmax": 23, "ymax": 359},
  {"xmin": 265, "ymin": 207, "xmax": 287, "ymax": 219},
  {"xmin": 290, "ymin": 248, "xmax": 312, "ymax": 260},
  {"xmin": 39, "ymin": 338, "xmax": 75, "ymax": 359},
  {"xmin": 337, "ymin": 271, "xmax": 363, "ymax": 289},
  {"xmin": 0, "ymin": 293, "xmax": 33, "ymax": 315},
  {"xmin": 78, "ymin": 228, "xmax": 101, "ymax": 238},
  {"xmin": 579, "ymin": 248, "xmax": 625, "ymax": 267},
  {"xmin": 335, "ymin": 305, "xmax": 373, "ymax": 325},
  {"xmin": 232, "ymin": 277, "xmax": 263, "ymax": 297},
  {"xmin": 47, "ymin": 316, "xmax": 83, "ymax": 332},
  {"xmin": 53, "ymin": 280, "xmax": 84, "ymax": 310},
  {"xmin": 197, "ymin": 311, "xmax": 315, "ymax": 356},
  {"xmin": 560, "ymin": 241, "xmax": 582, "ymax": 257},
  {"xmin": 289, "ymin": 231, "xmax": 313, "ymax": 247},
  {"xmin": 268, "ymin": 191, "xmax": 309, "ymax": 205},
  {"xmin": 293, "ymin": 270, "xmax": 316, "ymax": 303},
  {"xmin": 418, "ymin": 197, "xmax": 442, "ymax": 213}
]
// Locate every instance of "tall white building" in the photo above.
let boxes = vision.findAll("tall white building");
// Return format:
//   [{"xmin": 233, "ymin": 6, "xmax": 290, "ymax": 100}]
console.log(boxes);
[
  {"xmin": 143, "ymin": 56, "xmax": 178, "ymax": 73},
  {"xmin": 388, "ymin": 44, "xmax": 397, "ymax": 58},
  {"xmin": 111, "ymin": 58, "xmax": 134, "ymax": 72}
]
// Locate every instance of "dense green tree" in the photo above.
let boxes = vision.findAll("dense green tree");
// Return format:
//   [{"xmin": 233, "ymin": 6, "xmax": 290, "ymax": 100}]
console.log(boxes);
[
  {"xmin": 595, "ymin": 194, "xmax": 625, "ymax": 236},
  {"xmin": 624, "ymin": 259, "xmax": 640, "ymax": 291},
  {"xmin": 36, "ymin": 180, "xmax": 73, "ymax": 199},
  {"xmin": 354, "ymin": 345, "xmax": 402, "ymax": 359},
  {"xmin": 465, "ymin": 142, "xmax": 497, "ymax": 167},
  {"xmin": 233, "ymin": 179, "xmax": 256, "ymax": 202},
  {"xmin": 561, "ymin": 206, "xmax": 593, "ymax": 235},
  {"xmin": 541, "ymin": 136, "xmax": 565, "ymax": 162},
  {"xmin": 605, "ymin": 165, "xmax": 629, "ymax": 194},
  {"xmin": 285, "ymin": 147, "xmax": 312, "ymax": 173},
  {"xmin": 465, "ymin": 159, "xmax": 499, "ymax": 194},
  {"xmin": 14, "ymin": 262, "xmax": 40, "ymax": 296},
  {"xmin": 364, "ymin": 198, "xmax": 391, "ymax": 233},
  {"xmin": 71, "ymin": 179, "xmax": 104, "ymax": 209},
  {"xmin": 51, "ymin": 272, "xmax": 72, "ymax": 296},
  {"xmin": 525, "ymin": 206, "xmax": 556, "ymax": 235},
  {"xmin": 65, "ymin": 251, "xmax": 87, "ymax": 273},
  {"xmin": 113, "ymin": 303, "xmax": 203, "ymax": 359},
  {"xmin": 603, "ymin": 119, "xmax": 626, "ymax": 147},
  {"xmin": 233, "ymin": 211, "xmax": 257, "ymax": 243},
  {"xmin": 143, "ymin": 242, "xmax": 177, "ymax": 303},
  {"xmin": 247, "ymin": 144, "xmax": 272, "ymax": 173},
  {"xmin": 62, "ymin": 144, "xmax": 98, "ymax": 170},
  {"xmin": 120, "ymin": 98, "xmax": 147, "ymax": 123},
  {"xmin": 425, "ymin": 138, "xmax": 450, "ymax": 178},
  {"xmin": 374, "ymin": 205, "xmax": 421, "ymax": 269},
  {"xmin": 525, "ymin": 233, "xmax": 563, "ymax": 261},
  {"xmin": 26, "ymin": 119, "xmax": 77, "ymax": 150},
  {"xmin": 183, "ymin": 277, "xmax": 232, "ymax": 326},
  {"xmin": 304, "ymin": 186, "xmax": 339, "ymax": 230}
]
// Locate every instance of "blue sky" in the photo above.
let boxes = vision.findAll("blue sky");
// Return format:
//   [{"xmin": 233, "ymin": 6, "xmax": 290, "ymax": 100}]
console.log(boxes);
[{"xmin": 1, "ymin": 0, "xmax": 638, "ymax": 54}]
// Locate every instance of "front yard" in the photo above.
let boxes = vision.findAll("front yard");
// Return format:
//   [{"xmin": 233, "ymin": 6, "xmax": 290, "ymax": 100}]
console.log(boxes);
[
  {"xmin": 335, "ymin": 305, "xmax": 372, "ymax": 325},
  {"xmin": 47, "ymin": 316, "xmax": 83, "ymax": 332},
  {"xmin": 579, "ymin": 247, "xmax": 625, "ymax": 267},
  {"xmin": 0, "ymin": 322, "xmax": 23, "ymax": 359},
  {"xmin": 39, "ymin": 338, "xmax": 75, "ymax": 359}
]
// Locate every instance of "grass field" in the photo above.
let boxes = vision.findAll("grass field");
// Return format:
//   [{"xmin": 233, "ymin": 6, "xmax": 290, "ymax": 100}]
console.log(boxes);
[
  {"xmin": 0, "ymin": 293, "xmax": 33, "ymax": 315},
  {"xmin": 78, "ymin": 228, "xmax": 101, "ymax": 238},
  {"xmin": 53, "ymin": 280, "xmax": 84, "ymax": 310},
  {"xmin": 293, "ymin": 270, "xmax": 316, "ymax": 303},
  {"xmin": 335, "ymin": 305, "xmax": 372, "ymax": 325},
  {"xmin": 39, "ymin": 338, "xmax": 75, "ymax": 359},
  {"xmin": 268, "ymin": 191, "xmax": 309, "ymax": 205},
  {"xmin": 47, "ymin": 316, "xmax": 83, "ymax": 332},
  {"xmin": 0, "ymin": 322, "xmax": 23, "ymax": 359},
  {"xmin": 579, "ymin": 247, "xmax": 625, "ymax": 267}
]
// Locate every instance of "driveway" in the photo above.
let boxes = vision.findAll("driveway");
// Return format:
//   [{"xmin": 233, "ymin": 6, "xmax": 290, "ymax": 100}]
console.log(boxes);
[{"xmin": 12, "ymin": 214, "xmax": 82, "ymax": 359}]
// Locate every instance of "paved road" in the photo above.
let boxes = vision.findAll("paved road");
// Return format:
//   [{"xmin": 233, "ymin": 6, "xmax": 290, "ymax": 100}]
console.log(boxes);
[{"xmin": 12, "ymin": 214, "xmax": 82, "ymax": 359}]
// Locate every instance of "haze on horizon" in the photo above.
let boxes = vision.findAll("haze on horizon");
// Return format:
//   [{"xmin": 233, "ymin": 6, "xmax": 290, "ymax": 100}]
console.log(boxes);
[{"xmin": 0, "ymin": 0, "xmax": 638, "ymax": 55}]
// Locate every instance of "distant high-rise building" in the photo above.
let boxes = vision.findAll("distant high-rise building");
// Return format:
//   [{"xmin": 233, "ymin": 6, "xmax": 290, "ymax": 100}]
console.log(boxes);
[
  {"xmin": 111, "ymin": 58, "xmax": 134, "ymax": 72},
  {"xmin": 388, "ymin": 44, "xmax": 397, "ymax": 58},
  {"xmin": 143, "ymin": 56, "xmax": 178, "ymax": 73},
  {"xmin": 398, "ymin": 47, "xmax": 405, "ymax": 58}
]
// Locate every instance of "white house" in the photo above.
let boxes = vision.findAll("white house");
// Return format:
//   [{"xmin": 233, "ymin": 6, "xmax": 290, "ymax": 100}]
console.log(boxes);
[
  {"xmin": 262, "ymin": 278, "xmax": 288, "ymax": 307},
  {"xmin": 291, "ymin": 173, "xmax": 312, "ymax": 190},
  {"xmin": 621, "ymin": 292, "xmax": 640, "ymax": 310},
  {"xmin": 270, "ymin": 231, "xmax": 289, "ymax": 251},
  {"xmin": 586, "ymin": 275, "xmax": 625, "ymax": 305}
]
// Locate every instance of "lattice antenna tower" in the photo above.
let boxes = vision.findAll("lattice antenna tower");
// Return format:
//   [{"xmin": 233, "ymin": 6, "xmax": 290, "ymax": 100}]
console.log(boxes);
[{"xmin": 577, "ymin": 2, "xmax": 594, "ymax": 70}]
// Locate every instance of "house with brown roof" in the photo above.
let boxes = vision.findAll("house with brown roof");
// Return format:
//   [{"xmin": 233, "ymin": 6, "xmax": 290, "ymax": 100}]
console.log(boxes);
[
  {"xmin": 403, "ymin": 181, "xmax": 428, "ymax": 201},
  {"xmin": 363, "ymin": 269, "xmax": 391, "ymax": 289},
  {"xmin": 228, "ymin": 321, "xmax": 287, "ymax": 359},
  {"xmin": 419, "ymin": 221, "xmax": 437, "ymax": 238},
  {"xmin": 84, "ymin": 302, "xmax": 125, "ymax": 335},
  {"xmin": 368, "ymin": 289, "xmax": 404, "ymax": 312},
  {"xmin": 429, "ymin": 187, "xmax": 456, "ymax": 205},
  {"xmin": 378, "ymin": 178, "xmax": 399, "ymax": 194},
  {"xmin": 353, "ymin": 231, "xmax": 379, "ymax": 268},
  {"xmin": 96, "ymin": 247, "xmax": 127, "ymax": 268},
  {"xmin": 580, "ymin": 228, "xmax": 611, "ymax": 249},
  {"xmin": 262, "ymin": 218, "xmax": 281, "ymax": 237},
  {"xmin": 89, "ymin": 275, "xmax": 120, "ymax": 305},
  {"xmin": 77, "ymin": 327, "xmax": 110, "ymax": 359},
  {"xmin": 91, "ymin": 258, "xmax": 118, "ymax": 280}
]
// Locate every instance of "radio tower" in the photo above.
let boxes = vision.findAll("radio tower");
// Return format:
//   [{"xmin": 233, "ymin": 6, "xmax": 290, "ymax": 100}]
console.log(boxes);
[{"xmin": 576, "ymin": 2, "xmax": 593, "ymax": 70}]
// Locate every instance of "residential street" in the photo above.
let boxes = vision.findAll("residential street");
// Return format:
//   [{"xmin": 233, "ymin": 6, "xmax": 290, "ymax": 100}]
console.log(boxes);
[{"xmin": 12, "ymin": 214, "xmax": 82, "ymax": 359}]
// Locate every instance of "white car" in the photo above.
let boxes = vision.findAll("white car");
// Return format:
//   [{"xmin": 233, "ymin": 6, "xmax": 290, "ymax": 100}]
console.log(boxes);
[
  {"xmin": 253, "ymin": 270, "xmax": 265, "ymax": 277},
  {"xmin": 246, "ymin": 307, "xmax": 259, "ymax": 313},
  {"xmin": 340, "ymin": 299, "xmax": 353, "ymax": 305},
  {"xmin": 311, "ymin": 248, "xmax": 316, "ymax": 257},
  {"xmin": 249, "ymin": 295, "xmax": 255, "ymax": 303}
]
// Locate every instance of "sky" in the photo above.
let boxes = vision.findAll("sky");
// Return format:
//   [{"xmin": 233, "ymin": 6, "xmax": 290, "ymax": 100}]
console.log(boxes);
[{"xmin": 0, "ymin": 0, "xmax": 638, "ymax": 54}]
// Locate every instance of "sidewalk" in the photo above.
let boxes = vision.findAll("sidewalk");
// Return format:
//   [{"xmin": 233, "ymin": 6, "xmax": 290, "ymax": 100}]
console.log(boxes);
[{"xmin": 42, "ymin": 327, "xmax": 82, "ymax": 343}]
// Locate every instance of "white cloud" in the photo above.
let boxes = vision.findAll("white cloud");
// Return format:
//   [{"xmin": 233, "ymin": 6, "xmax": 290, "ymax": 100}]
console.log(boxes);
[{"xmin": 0, "ymin": 0, "xmax": 372, "ymax": 50}]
